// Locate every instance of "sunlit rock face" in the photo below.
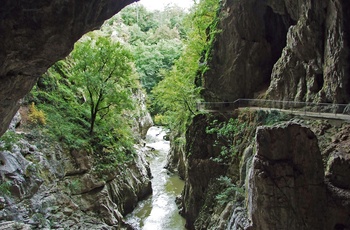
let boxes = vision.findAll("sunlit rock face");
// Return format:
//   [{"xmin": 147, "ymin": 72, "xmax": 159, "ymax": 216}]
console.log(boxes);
[{"xmin": 0, "ymin": 0, "xmax": 137, "ymax": 136}]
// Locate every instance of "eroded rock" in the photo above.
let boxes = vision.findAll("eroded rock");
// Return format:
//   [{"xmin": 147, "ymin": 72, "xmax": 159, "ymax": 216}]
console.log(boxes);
[
  {"xmin": 327, "ymin": 152, "xmax": 350, "ymax": 189},
  {"xmin": 248, "ymin": 122, "xmax": 327, "ymax": 230},
  {"xmin": 202, "ymin": 0, "xmax": 295, "ymax": 102},
  {"xmin": 182, "ymin": 115, "xmax": 230, "ymax": 229}
]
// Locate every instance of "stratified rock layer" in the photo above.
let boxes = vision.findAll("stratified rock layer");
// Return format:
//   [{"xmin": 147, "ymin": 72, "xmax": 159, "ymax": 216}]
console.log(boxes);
[{"xmin": 0, "ymin": 0, "xmax": 137, "ymax": 136}]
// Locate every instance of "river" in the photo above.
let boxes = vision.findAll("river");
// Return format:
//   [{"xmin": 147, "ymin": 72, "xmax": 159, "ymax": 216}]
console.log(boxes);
[{"xmin": 126, "ymin": 126, "xmax": 186, "ymax": 230}]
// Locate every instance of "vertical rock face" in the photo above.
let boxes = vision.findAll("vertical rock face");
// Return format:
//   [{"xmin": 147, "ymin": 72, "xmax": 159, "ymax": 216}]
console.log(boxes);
[
  {"xmin": 203, "ymin": 0, "xmax": 295, "ymax": 102},
  {"xmin": 203, "ymin": 0, "xmax": 350, "ymax": 104},
  {"xmin": 182, "ymin": 115, "xmax": 229, "ymax": 229},
  {"xmin": 182, "ymin": 0, "xmax": 350, "ymax": 228},
  {"xmin": 131, "ymin": 89, "xmax": 153, "ymax": 140},
  {"xmin": 248, "ymin": 122, "xmax": 327, "ymax": 230},
  {"xmin": 267, "ymin": 0, "xmax": 350, "ymax": 104},
  {"xmin": 0, "ymin": 0, "xmax": 137, "ymax": 136}
]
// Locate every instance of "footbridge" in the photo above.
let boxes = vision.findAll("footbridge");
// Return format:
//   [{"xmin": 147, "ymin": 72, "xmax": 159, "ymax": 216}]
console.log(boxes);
[{"xmin": 197, "ymin": 99, "xmax": 350, "ymax": 121}]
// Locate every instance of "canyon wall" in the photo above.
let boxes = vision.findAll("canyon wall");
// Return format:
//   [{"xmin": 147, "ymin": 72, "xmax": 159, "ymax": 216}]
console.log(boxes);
[
  {"xmin": 181, "ymin": 113, "xmax": 350, "ymax": 229},
  {"xmin": 202, "ymin": 0, "xmax": 350, "ymax": 104},
  {"xmin": 180, "ymin": 0, "xmax": 350, "ymax": 229}
]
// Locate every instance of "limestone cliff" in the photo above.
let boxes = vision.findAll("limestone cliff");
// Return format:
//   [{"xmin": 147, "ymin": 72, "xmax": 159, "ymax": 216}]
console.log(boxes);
[
  {"xmin": 0, "ymin": 0, "xmax": 137, "ymax": 137},
  {"xmin": 202, "ymin": 0, "xmax": 350, "ymax": 104},
  {"xmin": 248, "ymin": 123, "xmax": 327, "ymax": 229},
  {"xmin": 181, "ymin": 112, "xmax": 350, "ymax": 229},
  {"xmin": 181, "ymin": 1, "xmax": 350, "ymax": 227}
]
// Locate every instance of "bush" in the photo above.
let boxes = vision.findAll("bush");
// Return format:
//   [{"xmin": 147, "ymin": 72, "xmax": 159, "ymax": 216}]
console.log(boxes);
[
  {"xmin": 215, "ymin": 176, "xmax": 243, "ymax": 205},
  {"xmin": 154, "ymin": 114, "xmax": 167, "ymax": 125},
  {"xmin": 256, "ymin": 110, "xmax": 289, "ymax": 125},
  {"xmin": 0, "ymin": 130, "xmax": 19, "ymax": 151},
  {"xmin": 28, "ymin": 102, "xmax": 46, "ymax": 126},
  {"xmin": 206, "ymin": 118, "xmax": 247, "ymax": 163},
  {"xmin": 68, "ymin": 179, "xmax": 82, "ymax": 193},
  {"xmin": 0, "ymin": 181, "xmax": 12, "ymax": 196}
]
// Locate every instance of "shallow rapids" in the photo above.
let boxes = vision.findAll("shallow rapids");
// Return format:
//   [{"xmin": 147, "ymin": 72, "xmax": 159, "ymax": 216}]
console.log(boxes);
[{"xmin": 126, "ymin": 126, "xmax": 186, "ymax": 230}]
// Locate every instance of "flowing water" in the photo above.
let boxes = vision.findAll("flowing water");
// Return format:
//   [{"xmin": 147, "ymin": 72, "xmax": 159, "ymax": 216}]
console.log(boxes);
[{"xmin": 126, "ymin": 126, "xmax": 186, "ymax": 230}]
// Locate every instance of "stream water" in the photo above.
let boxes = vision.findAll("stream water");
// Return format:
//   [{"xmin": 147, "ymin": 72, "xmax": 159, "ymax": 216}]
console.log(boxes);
[{"xmin": 126, "ymin": 126, "xmax": 186, "ymax": 230}]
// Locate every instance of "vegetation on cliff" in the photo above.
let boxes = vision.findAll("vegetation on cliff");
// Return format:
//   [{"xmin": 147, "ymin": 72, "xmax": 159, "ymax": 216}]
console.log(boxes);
[
  {"xmin": 152, "ymin": 0, "xmax": 221, "ymax": 142},
  {"xmin": 26, "ymin": 34, "xmax": 138, "ymax": 175},
  {"xmin": 182, "ymin": 109, "xmax": 294, "ymax": 229}
]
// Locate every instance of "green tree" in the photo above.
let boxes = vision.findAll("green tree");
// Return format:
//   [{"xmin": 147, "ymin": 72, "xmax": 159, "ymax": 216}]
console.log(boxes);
[
  {"xmin": 133, "ymin": 39, "xmax": 183, "ymax": 93},
  {"xmin": 70, "ymin": 36, "xmax": 135, "ymax": 135},
  {"xmin": 120, "ymin": 5, "xmax": 158, "ymax": 32},
  {"xmin": 152, "ymin": 0, "xmax": 221, "ymax": 134},
  {"xmin": 28, "ymin": 35, "xmax": 139, "ymax": 170},
  {"xmin": 108, "ymin": 4, "xmax": 187, "ymax": 94}
]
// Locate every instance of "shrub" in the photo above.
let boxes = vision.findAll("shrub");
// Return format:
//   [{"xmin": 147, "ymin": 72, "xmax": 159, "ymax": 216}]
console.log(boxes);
[
  {"xmin": 206, "ymin": 118, "xmax": 247, "ymax": 163},
  {"xmin": 68, "ymin": 179, "xmax": 82, "ymax": 193},
  {"xmin": 215, "ymin": 176, "xmax": 243, "ymax": 205},
  {"xmin": 256, "ymin": 110, "xmax": 289, "ymax": 125},
  {"xmin": 0, "ymin": 181, "xmax": 12, "ymax": 196},
  {"xmin": 28, "ymin": 102, "xmax": 46, "ymax": 126},
  {"xmin": 154, "ymin": 114, "xmax": 167, "ymax": 125},
  {"xmin": 0, "ymin": 130, "xmax": 19, "ymax": 151}
]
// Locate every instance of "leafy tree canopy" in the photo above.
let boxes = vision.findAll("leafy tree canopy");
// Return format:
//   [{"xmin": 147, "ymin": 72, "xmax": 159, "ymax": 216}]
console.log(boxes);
[
  {"xmin": 28, "ymin": 35, "xmax": 138, "ymax": 174},
  {"xmin": 102, "ymin": 4, "xmax": 188, "ymax": 94},
  {"xmin": 70, "ymin": 36, "xmax": 135, "ymax": 135},
  {"xmin": 152, "ymin": 0, "xmax": 221, "ymax": 136}
]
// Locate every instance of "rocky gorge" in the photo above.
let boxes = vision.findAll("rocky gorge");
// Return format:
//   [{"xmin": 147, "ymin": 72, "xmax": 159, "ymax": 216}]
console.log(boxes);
[
  {"xmin": 173, "ymin": 0, "xmax": 350, "ymax": 229},
  {"xmin": 1, "ymin": 0, "xmax": 350, "ymax": 230}
]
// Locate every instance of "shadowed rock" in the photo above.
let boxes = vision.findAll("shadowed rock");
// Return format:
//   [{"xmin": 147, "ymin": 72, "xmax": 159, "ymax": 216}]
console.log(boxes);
[{"xmin": 248, "ymin": 122, "xmax": 327, "ymax": 230}]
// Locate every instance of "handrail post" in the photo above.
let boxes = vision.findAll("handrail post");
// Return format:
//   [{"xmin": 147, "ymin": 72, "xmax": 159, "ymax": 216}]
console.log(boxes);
[{"xmin": 334, "ymin": 104, "xmax": 337, "ymax": 116}]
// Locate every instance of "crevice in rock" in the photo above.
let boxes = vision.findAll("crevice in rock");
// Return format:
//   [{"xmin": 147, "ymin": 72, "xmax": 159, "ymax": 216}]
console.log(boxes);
[
  {"xmin": 263, "ymin": 6, "xmax": 295, "ymax": 84},
  {"xmin": 315, "ymin": 73, "xmax": 325, "ymax": 93},
  {"xmin": 342, "ymin": 0, "xmax": 350, "ymax": 99},
  {"xmin": 77, "ymin": 184, "xmax": 105, "ymax": 196}
]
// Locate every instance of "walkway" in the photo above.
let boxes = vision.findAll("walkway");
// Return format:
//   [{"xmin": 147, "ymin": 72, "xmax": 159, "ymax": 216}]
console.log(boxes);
[{"xmin": 197, "ymin": 99, "xmax": 350, "ymax": 121}]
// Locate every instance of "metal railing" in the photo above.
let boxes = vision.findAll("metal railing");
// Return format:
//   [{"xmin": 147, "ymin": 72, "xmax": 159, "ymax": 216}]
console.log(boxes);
[{"xmin": 197, "ymin": 99, "xmax": 350, "ymax": 119}]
